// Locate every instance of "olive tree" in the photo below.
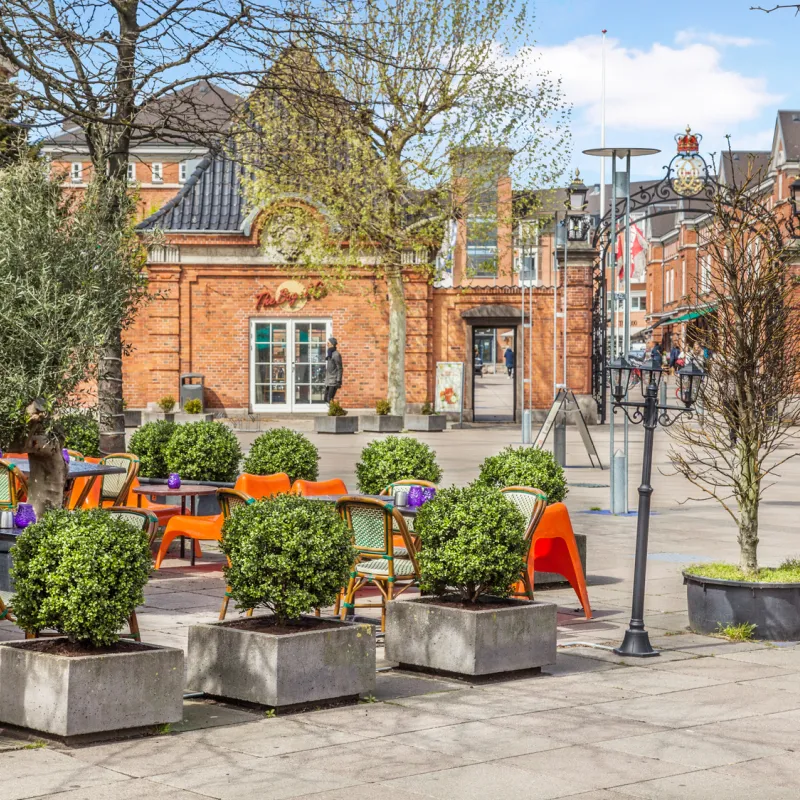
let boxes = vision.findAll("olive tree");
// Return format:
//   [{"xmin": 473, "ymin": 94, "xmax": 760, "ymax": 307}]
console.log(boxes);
[
  {"xmin": 240, "ymin": 0, "xmax": 569, "ymax": 413},
  {"xmin": 668, "ymin": 154, "xmax": 800, "ymax": 575},
  {"xmin": 0, "ymin": 160, "xmax": 146, "ymax": 514}
]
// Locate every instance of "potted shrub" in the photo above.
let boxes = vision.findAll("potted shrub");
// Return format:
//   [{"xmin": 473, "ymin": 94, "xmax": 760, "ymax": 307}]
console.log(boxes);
[
  {"xmin": 670, "ymin": 174, "xmax": 800, "ymax": 640},
  {"xmin": 60, "ymin": 410, "xmax": 101, "ymax": 458},
  {"xmin": 362, "ymin": 399, "xmax": 403, "ymax": 433},
  {"xmin": 355, "ymin": 436, "xmax": 442, "ymax": 494},
  {"xmin": 0, "ymin": 509, "xmax": 183, "ymax": 737},
  {"xmin": 314, "ymin": 399, "xmax": 358, "ymax": 434},
  {"xmin": 405, "ymin": 400, "xmax": 446, "ymax": 432},
  {"xmin": 243, "ymin": 427, "xmax": 319, "ymax": 481},
  {"xmin": 158, "ymin": 395, "xmax": 176, "ymax": 414},
  {"xmin": 129, "ymin": 419, "xmax": 176, "ymax": 478},
  {"xmin": 187, "ymin": 495, "xmax": 374, "ymax": 708},
  {"xmin": 164, "ymin": 420, "xmax": 241, "ymax": 482},
  {"xmin": 384, "ymin": 485, "xmax": 556, "ymax": 676},
  {"xmin": 476, "ymin": 446, "xmax": 568, "ymax": 503}
]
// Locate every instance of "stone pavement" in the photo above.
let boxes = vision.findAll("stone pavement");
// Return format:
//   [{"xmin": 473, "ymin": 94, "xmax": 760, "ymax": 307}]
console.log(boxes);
[{"xmin": 2, "ymin": 421, "xmax": 800, "ymax": 798}]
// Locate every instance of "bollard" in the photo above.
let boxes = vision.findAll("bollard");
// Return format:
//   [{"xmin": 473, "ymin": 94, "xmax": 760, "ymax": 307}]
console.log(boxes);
[
  {"xmin": 553, "ymin": 415, "xmax": 566, "ymax": 467},
  {"xmin": 612, "ymin": 449, "xmax": 628, "ymax": 514},
  {"xmin": 522, "ymin": 409, "xmax": 531, "ymax": 444},
  {"xmin": 659, "ymin": 379, "xmax": 667, "ymax": 408}
]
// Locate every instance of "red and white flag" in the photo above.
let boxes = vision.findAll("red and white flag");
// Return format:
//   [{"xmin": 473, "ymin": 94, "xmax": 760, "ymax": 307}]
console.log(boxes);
[{"xmin": 615, "ymin": 223, "xmax": 647, "ymax": 280}]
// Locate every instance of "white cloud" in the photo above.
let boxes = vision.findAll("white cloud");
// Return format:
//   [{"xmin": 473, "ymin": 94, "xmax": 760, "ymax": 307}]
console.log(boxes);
[
  {"xmin": 522, "ymin": 34, "xmax": 781, "ymax": 135},
  {"xmin": 674, "ymin": 30, "xmax": 763, "ymax": 48}
]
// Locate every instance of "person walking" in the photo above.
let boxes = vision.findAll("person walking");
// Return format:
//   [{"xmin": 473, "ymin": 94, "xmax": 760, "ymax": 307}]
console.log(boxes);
[
  {"xmin": 668, "ymin": 340, "xmax": 680, "ymax": 373},
  {"xmin": 649, "ymin": 338, "xmax": 663, "ymax": 369},
  {"xmin": 324, "ymin": 336, "xmax": 343, "ymax": 403},
  {"xmin": 504, "ymin": 346, "xmax": 515, "ymax": 378}
]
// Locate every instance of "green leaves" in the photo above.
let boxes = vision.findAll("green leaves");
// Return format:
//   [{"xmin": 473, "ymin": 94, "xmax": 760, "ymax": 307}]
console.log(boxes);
[
  {"xmin": 60, "ymin": 410, "xmax": 101, "ymax": 458},
  {"xmin": 355, "ymin": 436, "xmax": 442, "ymax": 494},
  {"xmin": 10, "ymin": 509, "xmax": 151, "ymax": 647},
  {"xmin": 242, "ymin": 428, "xmax": 319, "ymax": 482},
  {"xmin": 129, "ymin": 420, "xmax": 177, "ymax": 478},
  {"xmin": 164, "ymin": 421, "xmax": 242, "ymax": 482},
  {"xmin": 414, "ymin": 485, "xmax": 527, "ymax": 602},
  {"xmin": 221, "ymin": 495, "xmax": 355, "ymax": 622},
  {"xmin": 476, "ymin": 446, "xmax": 567, "ymax": 503}
]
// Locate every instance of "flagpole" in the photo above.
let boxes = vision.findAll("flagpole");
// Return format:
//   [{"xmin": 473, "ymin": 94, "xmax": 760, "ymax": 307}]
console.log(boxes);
[{"xmin": 600, "ymin": 30, "xmax": 607, "ymax": 222}]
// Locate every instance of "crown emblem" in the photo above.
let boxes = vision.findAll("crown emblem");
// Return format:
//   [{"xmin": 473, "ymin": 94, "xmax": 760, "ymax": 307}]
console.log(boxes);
[{"xmin": 676, "ymin": 125, "xmax": 701, "ymax": 154}]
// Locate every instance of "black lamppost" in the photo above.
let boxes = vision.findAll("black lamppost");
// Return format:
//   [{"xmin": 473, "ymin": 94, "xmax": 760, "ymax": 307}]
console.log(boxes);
[{"xmin": 608, "ymin": 357, "xmax": 705, "ymax": 657}]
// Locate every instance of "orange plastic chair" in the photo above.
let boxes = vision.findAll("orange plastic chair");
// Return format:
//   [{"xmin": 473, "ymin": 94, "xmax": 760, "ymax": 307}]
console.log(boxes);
[
  {"xmin": 290, "ymin": 478, "xmax": 347, "ymax": 497},
  {"xmin": 234, "ymin": 472, "xmax": 291, "ymax": 499},
  {"xmin": 519, "ymin": 502, "xmax": 592, "ymax": 619},
  {"xmin": 154, "ymin": 488, "xmax": 252, "ymax": 570},
  {"xmin": 69, "ymin": 456, "xmax": 102, "ymax": 509},
  {"xmin": 124, "ymin": 477, "xmax": 182, "ymax": 526}
]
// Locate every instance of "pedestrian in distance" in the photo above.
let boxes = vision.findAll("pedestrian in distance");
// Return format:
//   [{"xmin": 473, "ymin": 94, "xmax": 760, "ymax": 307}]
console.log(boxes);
[
  {"xmin": 324, "ymin": 336, "xmax": 343, "ymax": 403},
  {"xmin": 504, "ymin": 346, "xmax": 515, "ymax": 378},
  {"xmin": 649, "ymin": 338, "xmax": 663, "ymax": 369}
]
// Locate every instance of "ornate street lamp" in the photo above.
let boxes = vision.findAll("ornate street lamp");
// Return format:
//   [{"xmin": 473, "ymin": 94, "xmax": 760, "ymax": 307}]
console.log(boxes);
[
  {"xmin": 567, "ymin": 168, "xmax": 589, "ymax": 211},
  {"xmin": 610, "ymin": 356, "xmax": 705, "ymax": 657}
]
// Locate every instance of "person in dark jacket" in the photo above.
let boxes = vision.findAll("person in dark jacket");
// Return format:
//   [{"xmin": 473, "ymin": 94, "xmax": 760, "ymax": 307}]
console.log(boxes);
[
  {"xmin": 649, "ymin": 339, "xmax": 663, "ymax": 369},
  {"xmin": 324, "ymin": 337, "xmax": 343, "ymax": 403},
  {"xmin": 668, "ymin": 340, "xmax": 680, "ymax": 372},
  {"xmin": 504, "ymin": 346, "xmax": 515, "ymax": 378}
]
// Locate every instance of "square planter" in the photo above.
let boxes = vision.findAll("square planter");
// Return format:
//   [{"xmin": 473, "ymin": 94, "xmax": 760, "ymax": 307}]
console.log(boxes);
[
  {"xmin": 314, "ymin": 416, "xmax": 359, "ymax": 434},
  {"xmin": 405, "ymin": 414, "xmax": 446, "ymax": 432},
  {"xmin": 123, "ymin": 409, "xmax": 143, "ymax": 428},
  {"xmin": 385, "ymin": 598, "xmax": 556, "ymax": 677},
  {"xmin": 361, "ymin": 414, "xmax": 404, "ymax": 433},
  {"xmin": 186, "ymin": 616, "xmax": 375, "ymax": 709},
  {"xmin": 0, "ymin": 640, "xmax": 184, "ymax": 738},
  {"xmin": 174, "ymin": 412, "xmax": 215, "ymax": 423}
]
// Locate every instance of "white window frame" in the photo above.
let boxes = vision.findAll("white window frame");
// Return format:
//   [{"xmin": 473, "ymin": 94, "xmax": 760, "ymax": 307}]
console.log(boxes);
[
  {"xmin": 700, "ymin": 252, "xmax": 712, "ymax": 293},
  {"xmin": 70, "ymin": 162, "xmax": 83, "ymax": 183},
  {"xmin": 630, "ymin": 292, "xmax": 646, "ymax": 312},
  {"xmin": 151, "ymin": 162, "xmax": 163, "ymax": 183},
  {"xmin": 127, "ymin": 162, "xmax": 136, "ymax": 182},
  {"xmin": 179, "ymin": 162, "xmax": 187, "ymax": 182}
]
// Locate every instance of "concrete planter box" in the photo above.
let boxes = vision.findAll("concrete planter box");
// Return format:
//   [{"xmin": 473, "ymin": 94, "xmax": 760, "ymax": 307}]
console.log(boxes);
[
  {"xmin": 0, "ymin": 640, "xmax": 183, "ymax": 738},
  {"xmin": 385, "ymin": 597, "xmax": 557, "ymax": 677},
  {"xmin": 314, "ymin": 416, "xmax": 359, "ymax": 434},
  {"xmin": 141, "ymin": 411, "xmax": 176, "ymax": 423},
  {"xmin": 405, "ymin": 414, "xmax": 446, "ymax": 432},
  {"xmin": 174, "ymin": 412, "xmax": 215, "ymax": 423},
  {"xmin": 187, "ymin": 616, "xmax": 375, "ymax": 709},
  {"xmin": 361, "ymin": 414, "xmax": 404, "ymax": 433}
]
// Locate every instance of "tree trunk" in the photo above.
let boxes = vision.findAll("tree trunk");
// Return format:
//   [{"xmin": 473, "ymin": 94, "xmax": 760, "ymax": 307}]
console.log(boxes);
[
  {"xmin": 23, "ymin": 401, "xmax": 68, "ymax": 517},
  {"xmin": 738, "ymin": 458, "xmax": 760, "ymax": 575},
  {"xmin": 99, "ymin": 326, "xmax": 126, "ymax": 454},
  {"xmin": 386, "ymin": 264, "xmax": 407, "ymax": 415}
]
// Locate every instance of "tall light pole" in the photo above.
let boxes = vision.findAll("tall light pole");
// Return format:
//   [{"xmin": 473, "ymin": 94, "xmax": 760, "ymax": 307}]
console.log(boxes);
[{"xmin": 583, "ymin": 147, "xmax": 659, "ymax": 514}]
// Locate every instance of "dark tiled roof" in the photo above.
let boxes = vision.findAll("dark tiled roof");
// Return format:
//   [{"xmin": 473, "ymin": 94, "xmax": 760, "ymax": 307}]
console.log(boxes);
[
  {"xmin": 137, "ymin": 151, "xmax": 247, "ymax": 232},
  {"xmin": 778, "ymin": 111, "xmax": 800, "ymax": 161},
  {"xmin": 45, "ymin": 81, "xmax": 240, "ymax": 149},
  {"xmin": 718, "ymin": 150, "xmax": 770, "ymax": 187}
]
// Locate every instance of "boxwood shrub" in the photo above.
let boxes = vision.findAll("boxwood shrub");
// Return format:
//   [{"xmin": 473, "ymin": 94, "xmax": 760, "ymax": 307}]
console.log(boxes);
[
  {"xmin": 476, "ymin": 446, "xmax": 567, "ymax": 503},
  {"xmin": 129, "ymin": 420, "xmax": 176, "ymax": 478},
  {"xmin": 60, "ymin": 410, "xmax": 101, "ymax": 458},
  {"xmin": 242, "ymin": 427, "xmax": 319, "ymax": 482},
  {"xmin": 221, "ymin": 494, "xmax": 355, "ymax": 623},
  {"xmin": 10, "ymin": 509, "xmax": 151, "ymax": 646},
  {"xmin": 355, "ymin": 436, "xmax": 442, "ymax": 494},
  {"xmin": 164, "ymin": 420, "xmax": 242, "ymax": 482},
  {"xmin": 413, "ymin": 485, "xmax": 527, "ymax": 602}
]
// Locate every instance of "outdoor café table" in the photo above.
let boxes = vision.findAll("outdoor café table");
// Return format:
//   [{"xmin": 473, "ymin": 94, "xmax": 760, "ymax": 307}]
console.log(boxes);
[
  {"xmin": 310, "ymin": 494, "xmax": 419, "ymax": 520},
  {"xmin": 132, "ymin": 484, "xmax": 218, "ymax": 565},
  {"xmin": 0, "ymin": 525, "xmax": 22, "ymax": 593},
  {"xmin": 8, "ymin": 457, "xmax": 126, "ymax": 509}
]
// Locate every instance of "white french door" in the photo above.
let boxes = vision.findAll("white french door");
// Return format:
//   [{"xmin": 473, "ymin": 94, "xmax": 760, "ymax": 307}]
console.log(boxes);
[{"xmin": 250, "ymin": 319, "xmax": 332, "ymax": 413}]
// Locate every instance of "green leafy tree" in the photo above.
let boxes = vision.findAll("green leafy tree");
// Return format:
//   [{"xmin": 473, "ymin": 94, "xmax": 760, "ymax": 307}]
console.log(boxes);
[
  {"xmin": 0, "ymin": 161, "xmax": 146, "ymax": 514},
  {"xmin": 222, "ymin": 495, "xmax": 355, "ymax": 623},
  {"xmin": 476, "ymin": 446, "xmax": 567, "ymax": 503},
  {"xmin": 60, "ymin": 411, "xmax": 101, "ymax": 458},
  {"xmin": 164, "ymin": 421, "xmax": 242, "ymax": 482},
  {"xmin": 355, "ymin": 436, "xmax": 442, "ymax": 494},
  {"xmin": 243, "ymin": 427, "xmax": 319, "ymax": 482},
  {"xmin": 241, "ymin": 0, "xmax": 568, "ymax": 413},
  {"xmin": 129, "ymin": 420, "xmax": 176, "ymax": 478},
  {"xmin": 10, "ymin": 509, "xmax": 152, "ymax": 646}
]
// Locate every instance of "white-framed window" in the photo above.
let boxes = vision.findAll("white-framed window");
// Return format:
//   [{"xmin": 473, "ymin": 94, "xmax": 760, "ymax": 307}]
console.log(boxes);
[
  {"xmin": 127, "ymin": 162, "xmax": 136, "ymax": 182},
  {"xmin": 517, "ymin": 249, "xmax": 537, "ymax": 285},
  {"xmin": 630, "ymin": 292, "xmax": 646, "ymax": 312},
  {"xmin": 70, "ymin": 162, "xmax": 83, "ymax": 183},
  {"xmin": 668, "ymin": 270, "xmax": 675, "ymax": 303},
  {"xmin": 179, "ymin": 162, "xmax": 187, "ymax": 182},
  {"xmin": 151, "ymin": 162, "xmax": 163, "ymax": 183},
  {"xmin": 649, "ymin": 289, "xmax": 653, "ymax": 311},
  {"xmin": 700, "ymin": 252, "xmax": 712, "ymax": 293},
  {"xmin": 466, "ymin": 217, "xmax": 498, "ymax": 277}
]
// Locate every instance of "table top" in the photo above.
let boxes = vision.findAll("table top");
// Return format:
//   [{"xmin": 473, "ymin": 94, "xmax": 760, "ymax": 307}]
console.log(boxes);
[
  {"xmin": 0, "ymin": 526, "xmax": 23, "ymax": 538},
  {"xmin": 8, "ymin": 459, "xmax": 125, "ymax": 478},
  {"xmin": 309, "ymin": 494, "xmax": 418, "ymax": 516},
  {"xmin": 133, "ymin": 484, "xmax": 219, "ymax": 497}
]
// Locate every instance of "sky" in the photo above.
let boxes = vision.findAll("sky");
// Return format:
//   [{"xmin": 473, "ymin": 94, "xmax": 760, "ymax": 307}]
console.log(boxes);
[{"xmin": 526, "ymin": 0, "xmax": 797, "ymax": 185}]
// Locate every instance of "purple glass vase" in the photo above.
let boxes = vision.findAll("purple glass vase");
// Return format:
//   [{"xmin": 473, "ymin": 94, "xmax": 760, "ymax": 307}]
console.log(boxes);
[
  {"xmin": 421, "ymin": 486, "xmax": 436, "ymax": 504},
  {"xmin": 407, "ymin": 485, "xmax": 424, "ymax": 508},
  {"xmin": 62, "ymin": 448, "xmax": 70, "ymax": 464},
  {"xmin": 14, "ymin": 503, "xmax": 36, "ymax": 529},
  {"xmin": 167, "ymin": 473, "xmax": 181, "ymax": 489}
]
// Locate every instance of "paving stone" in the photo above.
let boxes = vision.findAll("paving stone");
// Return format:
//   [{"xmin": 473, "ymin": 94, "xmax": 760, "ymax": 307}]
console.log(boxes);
[
  {"xmin": 305, "ymin": 701, "xmax": 458, "ymax": 737},
  {"xmin": 717, "ymin": 646, "xmax": 800, "ymax": 670},
  {"xmin": 571, "ymin": 664, "xmax": 724, "ymax": 695},
  {"xmin": 29, "ymin": 779, "xmax": 208, "ymax": 799},
  {"xmin": 697, "ymin": 708, "xmax": 800, "ymax": 750},
  {"xmin": 0, "ymin": 748, "xmax": 130, "ymax": 800},
  {"xmin": 372, "ymin": 671, "xmax": 462, "ymax": 701},
  {"xmin": 649, "ymin": 654, "xmax": 794, "ymax": 683}
]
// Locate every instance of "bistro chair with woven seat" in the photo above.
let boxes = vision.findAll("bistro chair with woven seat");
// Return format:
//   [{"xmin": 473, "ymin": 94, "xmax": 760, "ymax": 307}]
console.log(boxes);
[
  {"xmin": 234, "ymin": 472, "xmax": 291, "ymax": 499},
  {"xmin": 291, "ymin": 478, "xmax": 348, "ymax": 497},
  {"xmin": 69, "ymin": 456, "xmax": 101, "ymax": 509},
  {"xmin": 72, "ymin": 453, "xmax": 139, "ymax": 509},
  {"xmin": 24, "ymin": 507, "xmax": 158, "ymax": 642},
  {"xmin": 217, "ymin": 488, "xmax": 257, "ymax": 620},
  {"xmin": 378, "ymin": 478, "xmax": 438, "ymax": 543},
  {"xmin": 336, "ymin": 496, "xmax": 419, "ymax": 631},
  {"xmin": 0, "ymin": 459, "xmax": 28, "ymax": 510},
  {"xmin": 500, "ymin": 487, "xmax": 548, "ymax": 600}
]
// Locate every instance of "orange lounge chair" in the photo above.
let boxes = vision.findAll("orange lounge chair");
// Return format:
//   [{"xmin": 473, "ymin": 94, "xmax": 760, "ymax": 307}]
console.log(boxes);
[
  {"xmin": 234, "ymin": 472, "xmax": 291, "ymax": 499},
  {"xmin": 290, "ymin": 478, "xmax": 348, "ymax": 497},
  {"xmin": 520, "ymin": 502, "xmax": 592, "ymax": 619},
  {"xmin": 125, "ymin": 477, "xmax": 183, "ymax": 526}
]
